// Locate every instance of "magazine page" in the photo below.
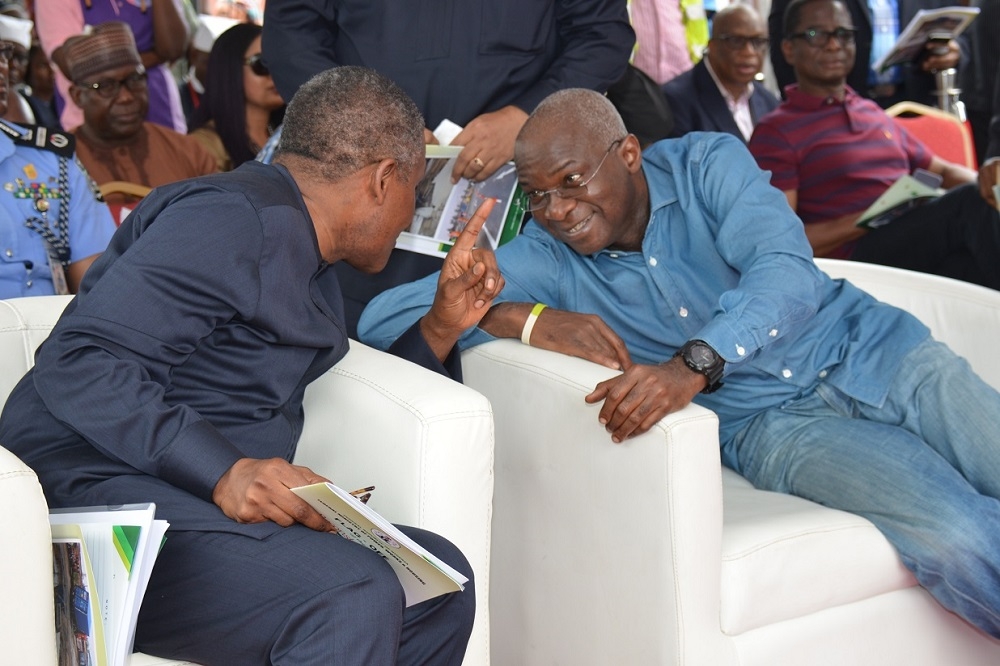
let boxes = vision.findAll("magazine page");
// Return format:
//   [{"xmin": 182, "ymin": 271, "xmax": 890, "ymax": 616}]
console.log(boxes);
[
  {"xmin": 51, "ymin": 524, "xmax": 107, "ymax": 666},
  {"xmin": 874, "ymin": 6, "xmax": 979, "ymax": 72},
  {"xmin": 292, "ymin": 482, "xmax": 467, "ymax": 607}
]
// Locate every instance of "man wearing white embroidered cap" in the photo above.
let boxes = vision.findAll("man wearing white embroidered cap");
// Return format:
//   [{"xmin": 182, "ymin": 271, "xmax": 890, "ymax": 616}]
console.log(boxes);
[
  {"xmin": 0, "ymin": 13, "xmax": 34, "ymax": 125},
  {"xmin": 179, "ymin": 14, "xmax": 239, "ymax": 129}
]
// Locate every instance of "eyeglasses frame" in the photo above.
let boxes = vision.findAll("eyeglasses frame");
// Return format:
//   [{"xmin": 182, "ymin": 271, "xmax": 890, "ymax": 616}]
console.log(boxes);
[
  {"xmin": 526, "ymin": 138, "xmax": 624, "ymax": 212},
  {"xmin": 79, "ymin": 67, "xmax": 149, "ymax": 100},
  {"xmin": 788, "ymin": 27, "xmax": 858, "ymax": 48},
  {"xmin": 713, "ymin": 34, "xmax": 770, "ymax": 52}
]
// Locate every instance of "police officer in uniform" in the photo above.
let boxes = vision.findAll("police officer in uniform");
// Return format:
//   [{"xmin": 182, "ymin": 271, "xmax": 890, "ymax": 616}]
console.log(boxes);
[{"xmin": 0, "ymin": 43, "xmax": 115, "ymax": 299}]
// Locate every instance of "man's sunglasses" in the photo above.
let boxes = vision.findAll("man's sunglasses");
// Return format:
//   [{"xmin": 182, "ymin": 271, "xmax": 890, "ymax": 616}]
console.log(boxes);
[{"xmin": 245, "ymin": 53, "xmax": 269, "ymax": 77}]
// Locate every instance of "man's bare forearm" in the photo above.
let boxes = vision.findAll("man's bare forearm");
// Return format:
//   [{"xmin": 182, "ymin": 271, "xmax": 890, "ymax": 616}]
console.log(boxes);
[{"xmin": 477, "ymin": 301, "xmax": 534, "ymax": 339}]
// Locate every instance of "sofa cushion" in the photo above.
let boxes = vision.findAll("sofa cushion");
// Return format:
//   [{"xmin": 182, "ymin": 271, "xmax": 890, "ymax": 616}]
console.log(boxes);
[{"xmin": 719, "ymin": 467, "xmax": 915, "ymax": 635}]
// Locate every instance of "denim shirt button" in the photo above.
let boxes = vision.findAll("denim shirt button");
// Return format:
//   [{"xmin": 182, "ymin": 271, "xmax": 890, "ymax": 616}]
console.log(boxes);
[
  {"xmin": 736, "ymin": 345, "xmax": 746, "ymax": 356},
  {"xmin": 769, "ymin": 329, "xmax": 778, "ymax": 337},
  {"xmin": 649, "ymin": 257, "xmax": 658, "ymax": 266},
  {"xmin": 782, "ymin": 368, "xmax": 793, "ymax": 378},
  {"xmin": 819, "ymin": 369, "xmax": 828, "ymax": 378},
  {"xmin": 678, "ymin": 307, "xmax": 688, "ymax": 317}
]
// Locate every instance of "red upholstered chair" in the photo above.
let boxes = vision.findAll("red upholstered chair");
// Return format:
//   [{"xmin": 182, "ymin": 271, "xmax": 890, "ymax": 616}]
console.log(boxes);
[{"xmin": 886, "ymin": 101, "xmax": 978, "ymax": 169}]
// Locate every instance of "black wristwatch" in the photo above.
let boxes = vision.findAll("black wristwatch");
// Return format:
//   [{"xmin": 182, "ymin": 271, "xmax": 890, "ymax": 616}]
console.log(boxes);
[{"xmin": 674, "ymin": 340, "xmax": 725, "ymax": 394}]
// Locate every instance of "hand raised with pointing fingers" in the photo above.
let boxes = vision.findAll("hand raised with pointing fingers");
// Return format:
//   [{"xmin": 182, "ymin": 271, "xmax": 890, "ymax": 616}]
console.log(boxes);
[{"xmin": 421, "ymin": 197, "xmax": 506, "ymax": 358}]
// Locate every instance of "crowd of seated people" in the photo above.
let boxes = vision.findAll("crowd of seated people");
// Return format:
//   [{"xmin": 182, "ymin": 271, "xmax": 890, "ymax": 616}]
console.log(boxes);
[
  {"xmin": 2, "ymin": 0, "xmax": 996, "ymax": 299},
  {"xmin": 653, "ymin": 0, "xmax": 998, "ymax": 295},
  {"xmin": 0, "ymin": 4, "xmax": 263, "ymax": 280},
  {"xmin": 749, "ymin": 0, "xmax": 1000, "ymax": 290}
]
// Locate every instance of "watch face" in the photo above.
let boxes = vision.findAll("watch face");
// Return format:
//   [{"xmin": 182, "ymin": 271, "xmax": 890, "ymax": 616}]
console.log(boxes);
[{"xmin": 689, "ymin": 343, "xmax": 717, "ymax": 368}]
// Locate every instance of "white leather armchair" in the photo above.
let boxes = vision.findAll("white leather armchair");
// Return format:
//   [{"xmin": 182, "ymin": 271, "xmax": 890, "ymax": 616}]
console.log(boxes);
[
  {"xmin": 462, "ymin": 259, "xmax": 1000, "ymax": 665},
  {"xmin": 0, "ymin": 295, "xmax": 494, "ymax": 666}
]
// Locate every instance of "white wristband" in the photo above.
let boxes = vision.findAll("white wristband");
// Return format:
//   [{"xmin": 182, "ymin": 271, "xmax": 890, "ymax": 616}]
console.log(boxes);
[{"xmin": 520, "ymin": 303, "xmax": 547, "ymax": 345}]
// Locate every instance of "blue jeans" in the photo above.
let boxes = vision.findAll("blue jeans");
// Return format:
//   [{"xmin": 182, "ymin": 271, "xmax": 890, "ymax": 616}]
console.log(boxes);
[{"xmin": 732, "ymin": 338, "xmax": 1000, "ymax": 637}]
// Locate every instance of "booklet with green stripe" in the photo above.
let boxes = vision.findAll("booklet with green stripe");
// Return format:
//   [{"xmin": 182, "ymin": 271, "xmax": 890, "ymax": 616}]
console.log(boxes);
[{"xmin": 50, "ymin": 504, "xmax": 168, "ymax": 666}]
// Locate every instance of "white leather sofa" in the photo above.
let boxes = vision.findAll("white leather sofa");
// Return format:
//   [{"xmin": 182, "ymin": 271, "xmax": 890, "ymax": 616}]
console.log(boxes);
[
  {"xmin": 0, "ymin": 295, "xmax": 494, "ymax": 666},
  {"xmin": 462, "ymin": 258, "xmax": 1000, "ymax": 665}
]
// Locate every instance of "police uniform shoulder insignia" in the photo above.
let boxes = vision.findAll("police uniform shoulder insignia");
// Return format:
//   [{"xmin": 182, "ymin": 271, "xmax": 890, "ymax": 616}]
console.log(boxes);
[
  {"xmin": 0, "ymin": 120, "xmax": 23, "ymax": 141},
  {"xmin": 10, "ymin": 124, "xmax": 76, "ymax": 158}
]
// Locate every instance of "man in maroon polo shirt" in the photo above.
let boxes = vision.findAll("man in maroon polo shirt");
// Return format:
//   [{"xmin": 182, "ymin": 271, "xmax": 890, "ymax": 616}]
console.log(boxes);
[{"xmin": 749, "ymin": 0, "xmax": 1000, "ymax": 291}]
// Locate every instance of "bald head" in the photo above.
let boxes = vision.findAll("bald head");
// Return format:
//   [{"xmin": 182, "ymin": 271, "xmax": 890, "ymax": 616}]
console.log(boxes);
[
  {"xmin": 515, "ymin": 89, "xmax": 626, "ymax": 162},
  {"xmin": 712, "ymin": 3, "xmax": 765, "ymax": 36}
]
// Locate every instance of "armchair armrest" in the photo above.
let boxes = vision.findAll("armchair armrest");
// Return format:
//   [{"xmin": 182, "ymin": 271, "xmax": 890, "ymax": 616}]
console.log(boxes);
[
  {"xmin": 297, "ymin": 340, "xmax": 494, "ymax": 666},
  {"xmin": 461, "ymin": 340, "xmax": 735, "ymax": 665}
]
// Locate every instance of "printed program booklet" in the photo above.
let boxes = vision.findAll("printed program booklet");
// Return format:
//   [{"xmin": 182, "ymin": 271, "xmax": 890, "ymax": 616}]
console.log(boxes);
[
  {"xmin": 873, "ymin": 6, "xmax": 980, "ymax": 72},
  {"xmin": 292, "ymin": 482, "xmax": 468, "ymax": 606},
  {"xmin": 855, "ymin": 170, "xmax": 944, "ymax": 229},
  {"xmin": 397, "ymin": 145, "xmax": 527, "ymax": 258},
  {"xmin": 49, "ymin": 504, "xmax": 169, "ymax": 666}
]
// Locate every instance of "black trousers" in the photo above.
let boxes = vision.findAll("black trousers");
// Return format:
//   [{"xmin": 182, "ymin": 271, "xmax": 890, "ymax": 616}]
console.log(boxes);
[
  {"xmin": 851, "ymin": 183, "xmax": 1000, "ymax": 290},
  {"xmin": 134, "ymin": 524, "xmax": 475, "ymax": 665}
]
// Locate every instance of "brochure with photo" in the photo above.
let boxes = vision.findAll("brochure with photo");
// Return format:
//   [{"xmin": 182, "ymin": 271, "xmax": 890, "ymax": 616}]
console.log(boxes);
[
  {"xmin": 397, "ymin": 145, "xmax": 527, "ymax": 258},
  {"xmin": 873, "ymin": 6, "xmax": 979, "ymax": 72}
]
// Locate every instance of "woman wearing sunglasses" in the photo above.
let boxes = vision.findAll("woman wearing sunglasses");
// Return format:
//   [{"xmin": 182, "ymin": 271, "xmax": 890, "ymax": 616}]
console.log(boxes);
[{"xmin": 190, "ymin": 23, "xmax": 285, "ymax": 172}]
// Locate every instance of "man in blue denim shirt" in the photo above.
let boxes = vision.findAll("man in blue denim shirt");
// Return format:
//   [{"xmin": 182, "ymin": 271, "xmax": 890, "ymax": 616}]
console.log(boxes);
[{"xmin": 361, "ymin": 88, "xmax": 1000, "ymax": 637}]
